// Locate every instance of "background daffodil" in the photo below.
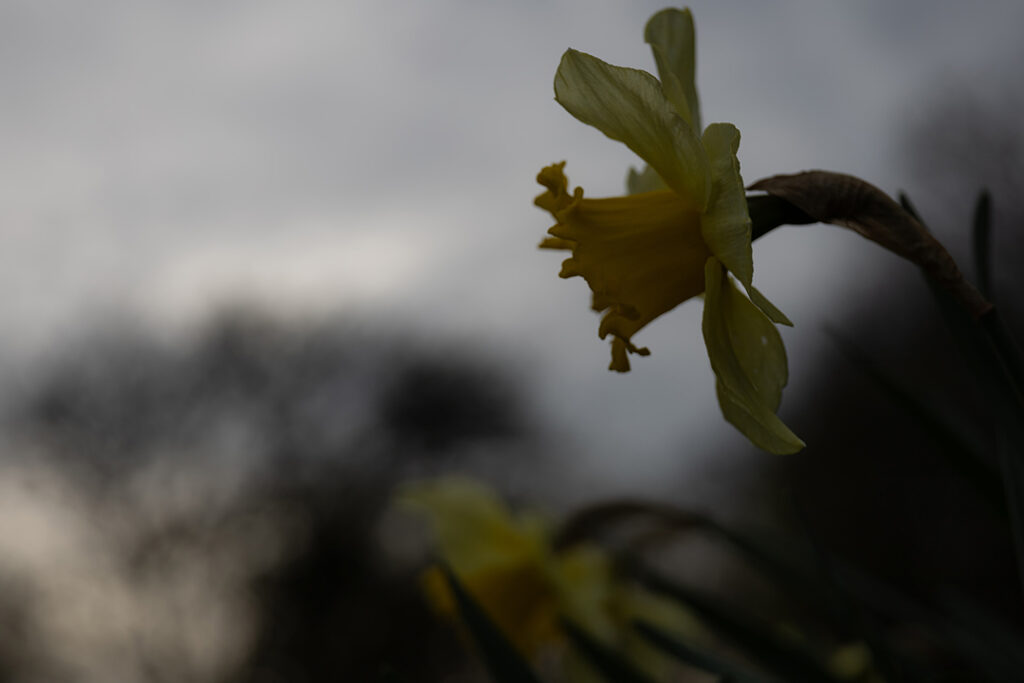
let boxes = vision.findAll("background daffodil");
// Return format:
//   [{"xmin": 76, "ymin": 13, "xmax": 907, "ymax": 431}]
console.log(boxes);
[
  {"xmin": 399, "ymin": 476, "xmax": 618, "ymax": 658},
  {"xmin": 398, "ymin": 477, "xmax": 702, "ymax": 677},
  {"xmin": 536, "ymin": 8, "xmax": 804, "ymax": 454}
]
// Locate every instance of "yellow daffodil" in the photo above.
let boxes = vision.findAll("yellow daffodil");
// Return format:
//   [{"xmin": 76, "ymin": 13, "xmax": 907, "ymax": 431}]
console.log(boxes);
[
  {"xmin": 399, "ymin": 477, "xmax": 701, "ymax": 676},
  {"xmin": 400, "ymin": 477, "xmax": 616, "ymax": 656},
  {"xmin": 536, "ymin": 8, "xmax": 803, "ymax": 454}
]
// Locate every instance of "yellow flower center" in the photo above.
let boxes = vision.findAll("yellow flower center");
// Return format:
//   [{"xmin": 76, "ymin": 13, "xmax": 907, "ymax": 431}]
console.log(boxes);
[{"xmin": 537, "ymin": 162, "xmax": 710, "ymax": 371}]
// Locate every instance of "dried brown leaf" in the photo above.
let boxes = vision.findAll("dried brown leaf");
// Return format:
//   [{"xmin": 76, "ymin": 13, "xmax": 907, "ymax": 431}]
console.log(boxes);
[{"xmin": 749, "ymin": 170, "xmax": 991, "ymax": 318}]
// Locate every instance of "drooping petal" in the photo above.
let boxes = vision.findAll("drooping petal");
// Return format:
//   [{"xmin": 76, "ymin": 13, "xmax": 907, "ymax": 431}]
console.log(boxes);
[
  {"xmin": 554, "ymin": 49, "xmax": 709, "ymax": 210},
  {"xmin": 702, "ymin": 258, "xmax": 803, "ymax": 454},
  {"xmin": 699, "ymin": 123, "xmax": 792, "ymax": 326},
  {"xmin": 699, "ymin": 123, "xmax": 753, "ymax": 287},
  {"xmin": 538, "ymin": 164, "xmax": 709, "ymax": 372},
  {"xmin": 644, "ymin": 8, "xmax": 701, "ymax": 132},
  {"xmin": 748, "ymin": 285, "xmax": 793, "ymax": 326}
]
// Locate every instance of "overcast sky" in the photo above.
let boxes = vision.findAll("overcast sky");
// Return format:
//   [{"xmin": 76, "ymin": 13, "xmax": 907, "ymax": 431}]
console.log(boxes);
[{"xmin": 2, "ymin": 0, "xmax": 1023, "ymax": 486}]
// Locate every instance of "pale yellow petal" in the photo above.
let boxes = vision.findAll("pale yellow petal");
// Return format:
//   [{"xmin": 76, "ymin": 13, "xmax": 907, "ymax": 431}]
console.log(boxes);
[
  {"xmin": 626, "ymin": 164, "xmax": 668, "ymax": 195},
  {"xmin": 699, "ymin": 124, "xmax": 793, "ymax": 325},
  {"xmin": 748, "ymin": 285, "xmax": 793, "ymax": 326},
  {"xmin": 644, "ymin": 8, "xmax": 701, "ymax": 131},
  {"xmin": 554, "ymin": 49, "xmax": 709, "ymax": 209},
  {"xmin": 699, "ymin": 123, "xmax": 753, "ymax": 287},
  {"xmin": 702, "ymin": 259, "xmax": 804, "ymax": 454}
]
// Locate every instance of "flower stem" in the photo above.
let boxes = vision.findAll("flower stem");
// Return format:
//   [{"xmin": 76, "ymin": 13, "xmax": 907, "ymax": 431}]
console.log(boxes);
[{"xmin": 747, "ymin": 194, "xmax": 815, "ymax": 241}]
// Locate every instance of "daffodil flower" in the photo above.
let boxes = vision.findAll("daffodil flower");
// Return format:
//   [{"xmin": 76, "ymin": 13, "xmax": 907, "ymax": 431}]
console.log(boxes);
[
  {"xmin": 399, "ymin": 477, "xmax": 701, "ymax": 676},
  {"xmin": 536, "ymin": 8, "xmax": 803, "ymax": 454},
  {"xmin": 400, "ymin": 477, "xmax": 616, "ymax": 656}
]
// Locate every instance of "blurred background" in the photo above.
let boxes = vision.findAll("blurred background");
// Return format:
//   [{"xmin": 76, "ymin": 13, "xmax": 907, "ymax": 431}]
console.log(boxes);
[{"xmin": 1, "ymin": 0, "xmax": 1023, "ymax": 680}]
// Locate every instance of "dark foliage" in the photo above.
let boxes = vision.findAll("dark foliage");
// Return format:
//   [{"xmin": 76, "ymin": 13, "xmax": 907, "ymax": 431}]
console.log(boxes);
[{"xmin": 0, "ymin": 312, "xmax": 530, "ymax": 681}]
